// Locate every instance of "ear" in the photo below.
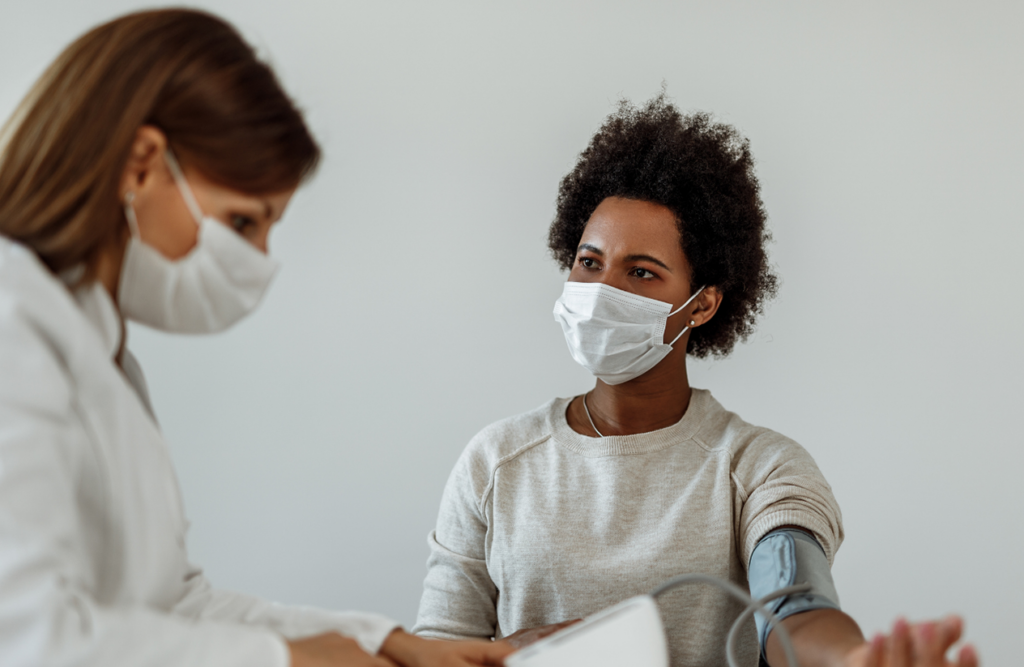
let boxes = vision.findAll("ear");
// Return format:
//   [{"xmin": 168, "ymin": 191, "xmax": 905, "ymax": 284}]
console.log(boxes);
[
  {"xmin": 119, "ymin": 125, "xmax": 168, "ymax": 201},
  {"xmin": 688, "ymin": 285, "xmax": 723, "ymax": 328}
]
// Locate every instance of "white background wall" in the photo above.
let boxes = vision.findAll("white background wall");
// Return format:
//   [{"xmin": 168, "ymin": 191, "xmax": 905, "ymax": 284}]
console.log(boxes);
[{"xmin": 2, "ymin": 1, "xmax": 1021, "ymax": 663}]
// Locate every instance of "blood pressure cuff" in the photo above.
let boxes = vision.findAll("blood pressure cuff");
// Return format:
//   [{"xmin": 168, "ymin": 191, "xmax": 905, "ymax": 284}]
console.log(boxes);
[{"xmin": 748, "ymin": 528, "xmax": 841, "ymax": 663}]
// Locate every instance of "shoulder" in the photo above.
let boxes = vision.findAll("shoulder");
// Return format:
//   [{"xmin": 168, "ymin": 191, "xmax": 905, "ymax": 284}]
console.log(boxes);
[
  {"xmin": 0, "ymin": 239, "xmax": 79, "ymax": 415},
  {"xmin": 443, "ymin": 398, "xmax": 563, "ymax": 506},
  {"xmin": 690, "ymin": 389, "xmax": 822, "ymax": 476},
  {"xmin": 0, "ymin": 238, "xmax": 83, "ymax": 336},
  {"xmin": 460, "ymin": 398, "xmax": 562, "ymax": 474},
  {"xmin": 692, "ymin": 391, "xmax": 843, "ymax": 561}
]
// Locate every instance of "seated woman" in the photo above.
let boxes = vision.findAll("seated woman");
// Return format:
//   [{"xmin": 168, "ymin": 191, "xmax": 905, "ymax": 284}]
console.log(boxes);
[{"xmin": 412, "ymin": 96, "xmax": 977, "ymax": 667}]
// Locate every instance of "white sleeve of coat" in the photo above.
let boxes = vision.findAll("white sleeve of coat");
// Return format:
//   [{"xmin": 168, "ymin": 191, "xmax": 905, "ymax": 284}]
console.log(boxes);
[
  {"xmin": 173, "ymin": 568, "xmax": 399, "ymax": 654},
  {"xmin": 123, "ymin": 345, "xmax": 399, "ymax": 652},
  {"xmin": 0, "ymin": 319, "xmax": 287, "ymax": 667}
]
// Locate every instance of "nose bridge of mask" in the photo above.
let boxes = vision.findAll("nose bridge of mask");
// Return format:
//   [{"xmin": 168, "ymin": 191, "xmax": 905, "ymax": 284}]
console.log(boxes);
[
  {"xmin": 561, "ymin": 282, "xmax": 705, "ymax": 348},
  {"xmin": 163, "ymin": 149, "xmax": 205, "ymax": 226},
  {"xmin": 564, "ymin": 282, "xmax": 672, "ymax": 319}
]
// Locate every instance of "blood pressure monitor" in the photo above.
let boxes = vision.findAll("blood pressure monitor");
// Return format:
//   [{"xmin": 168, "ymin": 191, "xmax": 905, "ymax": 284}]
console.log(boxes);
[{"xmin": 505, "ymin": 595, "xmax": 669, "ymax": 667}]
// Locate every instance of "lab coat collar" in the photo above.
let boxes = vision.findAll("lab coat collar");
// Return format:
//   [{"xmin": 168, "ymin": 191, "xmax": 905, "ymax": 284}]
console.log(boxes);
[{"xmin": 61, "ymin": 268, "xmax": 123, "ymax": 361}]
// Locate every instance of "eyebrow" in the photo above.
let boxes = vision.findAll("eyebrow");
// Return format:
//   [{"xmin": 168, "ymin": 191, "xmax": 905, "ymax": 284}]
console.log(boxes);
[
  {"xmin": 625, "ymin": 253, "xmax": 672, "ymax": 272},
  {"xmin": 579, "ymin": 243, "xmax": 672, "ymax": 272}
]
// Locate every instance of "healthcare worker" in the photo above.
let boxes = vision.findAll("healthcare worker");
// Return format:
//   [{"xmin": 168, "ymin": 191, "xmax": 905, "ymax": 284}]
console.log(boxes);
[{"xmin": 0, "ymin": 9, "xmax": 512, "ymax": 667}]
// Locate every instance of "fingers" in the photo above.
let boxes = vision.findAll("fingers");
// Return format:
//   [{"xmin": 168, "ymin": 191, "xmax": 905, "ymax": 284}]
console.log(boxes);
[
  {"xmin": 864, "ymin": 635, "xmax": 888, "ymax": 663},
  {"xmin": 847, "ymin": 631, "xmax": 888, "ymax": 667},
  {"xmin": 536, "ymin": 619, "xmax": 580, "ymax": 639},
  {"xmin": 956, "ymin": 644, "xmax": 979, "ymax": 667},
  {"xmin": 502, "ymin": 620, "xmax": 581, "ymax": 649},
  {"xmin": 911, "ymin": 615, "xmax": 974, "ymax": 667},
  {"xmin": 878, "ymin": 616, "xmax": 976, "ymax": 667},
  {"xmin": 888, "ymin": 618, "xmax": 913, "ymax": 667},
  {"xmin": 923, "ymin": 614, "xmax": 962, "ymax": 658},
  {"xmin": 441, "ymin": 639, "xmax": 517, "ymax": 666},
  {"xmin": 938, "ymin": 615, "xmax": 964, "ymax": 648},
  {"xmin": 468, "ymin": 640, "xmax": 517, "ymax": 665},
  {"xmin": 912, "ymin": 622, "xmax": 943, "ymax": 667},
  {"xmin": 503, "ymin": 632, "xmax": 536, "ymax": 650}
]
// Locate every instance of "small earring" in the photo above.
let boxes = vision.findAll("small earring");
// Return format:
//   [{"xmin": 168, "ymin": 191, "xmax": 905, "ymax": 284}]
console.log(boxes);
[{"xmin": 689, "ymin": 320, "xmax": 696, "ymax": 326}]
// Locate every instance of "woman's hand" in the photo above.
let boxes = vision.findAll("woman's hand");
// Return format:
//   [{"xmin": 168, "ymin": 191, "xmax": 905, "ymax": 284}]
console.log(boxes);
[
  {"xmin": 843, "ymin": 617, "xmax": 978, "ymax": 667},
  {"xmin": 497, "ymin": 620, "xmax": 582, "ymax": 650},
  {"xmin": 288, "ymin": 633, "xmax": 398, "ymax": 667},
  {"xmin": 378, "ymin": 629, "xmax": 515, "ymax": 667}
]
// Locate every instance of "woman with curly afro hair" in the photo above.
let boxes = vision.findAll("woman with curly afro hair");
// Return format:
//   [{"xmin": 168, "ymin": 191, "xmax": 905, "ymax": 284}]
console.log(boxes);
[{"xmin": 414, "ymin": 96, "xmax": 977, "ymax": 667}]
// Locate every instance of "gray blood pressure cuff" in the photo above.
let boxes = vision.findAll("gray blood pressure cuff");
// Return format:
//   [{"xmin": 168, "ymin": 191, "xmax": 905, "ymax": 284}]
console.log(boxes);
[{"xmin": 748, "ymin": 528, "xmax": 841, "ymax": 663}]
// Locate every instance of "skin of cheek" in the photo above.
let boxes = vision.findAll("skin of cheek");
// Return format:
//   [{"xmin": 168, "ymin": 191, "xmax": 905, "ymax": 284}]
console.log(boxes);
[
  {"xmin": 187, "ymin": 177, "xmax": 294, "ymax": 255},
  {"xmin": 136, "ymin": 173, "xmax": 291, "ymax": 260},
  {"xmin": 132, "ymin": 172, "xmax": 202, "ymax": 261}
]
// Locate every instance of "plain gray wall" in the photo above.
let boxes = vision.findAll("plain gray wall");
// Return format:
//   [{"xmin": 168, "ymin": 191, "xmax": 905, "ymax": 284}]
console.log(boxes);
[{"xmin": 2, "ymin": 1, "xmax": 1021, "ymax": 663}]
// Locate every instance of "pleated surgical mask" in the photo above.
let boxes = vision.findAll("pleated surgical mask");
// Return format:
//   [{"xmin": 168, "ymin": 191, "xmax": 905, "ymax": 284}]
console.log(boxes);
[
  {"xmin": 118, "ymin": 150, "xmax": 280, "ymax": 334},
  {"xmin": 553, "ymin": 282, "xmax": 704, "ymax": 385}
]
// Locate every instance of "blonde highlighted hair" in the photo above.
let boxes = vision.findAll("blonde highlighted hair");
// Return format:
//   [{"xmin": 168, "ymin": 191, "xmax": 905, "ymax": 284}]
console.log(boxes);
[{"xmin": 0, "ymin": 9, "xmax": 320, "ymax": 280}]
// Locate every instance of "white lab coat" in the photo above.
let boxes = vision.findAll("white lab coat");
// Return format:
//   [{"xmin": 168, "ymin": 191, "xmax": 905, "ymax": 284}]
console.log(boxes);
[{"xmin": 0, "ymin": 238, "xmax": 398, "ymax": 667}]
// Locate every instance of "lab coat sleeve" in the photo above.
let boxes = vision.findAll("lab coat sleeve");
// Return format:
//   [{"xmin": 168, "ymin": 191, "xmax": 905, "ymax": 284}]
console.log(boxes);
[
  {"xmin": 412, "ymin": 437, "xmax": 498, "ymax": 640},
  {"xmin": 126, "ymin": 342, "xmax": 400, "ymax": 652},
  {"xmin": 173, "ymin": 566, "xmax": 399, "ymax": 654},
  {"xmin": 0, "ymin": 310, "xmax": 287, "ymax": 667}
]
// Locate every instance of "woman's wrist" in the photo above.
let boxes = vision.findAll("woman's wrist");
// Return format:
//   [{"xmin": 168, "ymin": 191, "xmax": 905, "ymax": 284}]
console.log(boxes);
[
  {"xmin": 838, "ymin": 639, "xmax": 874, "ymax": 667},
  {"xmin": 766, "ymin": 609, "xmax": 865, "ymax": 667},
  {"xmin": 378, "ymin": 628, "xmax": 420, "ymax": 666}
]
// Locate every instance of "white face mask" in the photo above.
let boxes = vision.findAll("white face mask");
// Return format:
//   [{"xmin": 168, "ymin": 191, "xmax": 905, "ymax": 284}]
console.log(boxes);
[
  {"xmin": 553, "ymin": 282, "xmax": 705, "ymax": 385},
  {"xmin": 118, "ymin": 150, "xmax": 280, "ymax": 334}
]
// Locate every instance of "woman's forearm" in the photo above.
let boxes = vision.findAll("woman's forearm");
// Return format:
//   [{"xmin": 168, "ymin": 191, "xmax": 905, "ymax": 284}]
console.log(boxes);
[{"xmin": 765, "ymin": 608, "xmax": 865, "ymax": 667}]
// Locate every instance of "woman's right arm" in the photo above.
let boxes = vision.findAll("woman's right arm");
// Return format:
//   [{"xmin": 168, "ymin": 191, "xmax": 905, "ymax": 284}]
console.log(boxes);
[
  {"xmin": 0, "ymin": 310, "xmax": 288, "ymax": 667},
  {"xmin": 412, "ymin": 447, "xmax": 499, "ymax": 640}
]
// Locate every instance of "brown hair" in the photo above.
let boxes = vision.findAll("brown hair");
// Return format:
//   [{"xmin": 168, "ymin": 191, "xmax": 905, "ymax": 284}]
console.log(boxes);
[{"xmin": 0, "ymin": 8, "xmax": 320, "ymax": 279}]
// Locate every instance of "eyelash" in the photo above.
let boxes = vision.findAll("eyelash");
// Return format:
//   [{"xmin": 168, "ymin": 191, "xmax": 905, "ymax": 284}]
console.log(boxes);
[
  {"xmin": 578, "ymin": 257, "xmax": 658, "ymax": 281},
  {"xmin": 230, "ymin": 215, "xmax": 256, "ymax": 234}
]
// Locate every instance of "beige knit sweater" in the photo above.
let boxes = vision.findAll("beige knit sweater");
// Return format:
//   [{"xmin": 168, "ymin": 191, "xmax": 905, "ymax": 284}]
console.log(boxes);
[{"xmin": 413, "ymin": 389, "xmax": 843, "ymax": 667}]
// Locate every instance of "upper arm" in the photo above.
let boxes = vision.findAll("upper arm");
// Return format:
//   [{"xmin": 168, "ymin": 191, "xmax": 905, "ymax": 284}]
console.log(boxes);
[
  {"xmin": 733, "ymin": 434, "xmax": 844, "ymax": 567},
  {"xmin": 0, "ymin": 301, "xmax": 95, "ymax": 661},
  {"xmin": 0, "ymin": 285, "xmax": 295, "ymax": 666},
  {"xmin": 0, "ymin": 298, "xmax": 81, "ymax": 570}
]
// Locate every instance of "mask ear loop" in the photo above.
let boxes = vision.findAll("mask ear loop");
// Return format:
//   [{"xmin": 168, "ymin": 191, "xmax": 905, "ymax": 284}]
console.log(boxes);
[
  {"xmin": 123, "ymin": 191, "xmax": 140, "ymax": 238},
  {"xmin": 163, "ymin": 149, "xmax": 205, "ymax": 225},
  {"xmin": 667, "ymin": 286, "xmax": 706, "ymax": 347}
]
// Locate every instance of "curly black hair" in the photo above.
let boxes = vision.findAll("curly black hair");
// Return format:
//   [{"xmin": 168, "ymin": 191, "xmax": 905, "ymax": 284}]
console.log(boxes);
[{"xmin": 548, "ymin": 94, "xmax": 778, "ymax": 358}]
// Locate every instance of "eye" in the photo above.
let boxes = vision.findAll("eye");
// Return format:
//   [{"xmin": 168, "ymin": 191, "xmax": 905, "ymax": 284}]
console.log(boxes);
[
  {"xmin": 631, "ymin": 267, "xmax": 657, "ymax": 280},
  {"xmin": 579, "ymin": 257, "xmax": 597, "ymax": 269},
  {"xmin": 230, "ymin": 214, "xmax": 257, "ymax": 236}
]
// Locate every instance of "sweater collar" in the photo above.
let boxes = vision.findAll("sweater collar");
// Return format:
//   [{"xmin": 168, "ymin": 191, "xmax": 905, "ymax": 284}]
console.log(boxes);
[{"xmin": 549, "ymin": 388, "xmax": 712, "ymax": 457}]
